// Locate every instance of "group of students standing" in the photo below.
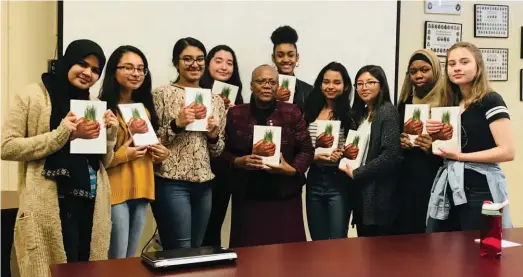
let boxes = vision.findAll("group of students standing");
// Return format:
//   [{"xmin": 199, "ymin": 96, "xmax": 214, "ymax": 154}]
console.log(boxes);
[{"xmin": 1, "ymin": 25, "xmax": 514, "ymax": 277}]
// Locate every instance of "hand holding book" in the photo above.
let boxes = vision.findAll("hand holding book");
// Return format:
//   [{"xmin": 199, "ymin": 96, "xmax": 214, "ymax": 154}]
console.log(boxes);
[
  {"xmin": 103, "ymin": 109, "xmax": 119, "ymax": 129},
  {"xmin": 234, "ymin": 154, "xmax": 265, "ymax": 170},
  {"xmin": 400, "ymin": 133, "xmax": 413, "ymax": 149},
  {"xmin": 126, "ymin": 145, "xmax": 148, "ymax": 161},
  {"xmin": 330, "ymin": 149, "xmax": 343, "ymax": 162},
  {"xmin": 207, "ymin": 116, "xmax": 219, "ymax": 139},
  {"xmin": 147, "ymin": 138, "xmax": 170, "ymax": 163},
  {"xmin": 414, "ymin": 134, "xmax": 433, "ymax": 153},
  {"xmin": 176, "ymin": 106, "xmax": 196, "ymax": 128},
  {"xmin": 62, "ymin": 111, "xmax": 78, "ymax": 136},
  {"xmin": 264, "ymin": 153, "xmax": 296, "ymax": 176}
]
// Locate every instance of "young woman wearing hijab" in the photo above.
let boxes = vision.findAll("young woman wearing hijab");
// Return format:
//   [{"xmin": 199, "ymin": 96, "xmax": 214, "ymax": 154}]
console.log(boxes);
[
  {"xmin": 99, "ymin": 45, "xmax": 169, "ymax": 259},
  {"xmin": 394, "ymin": 49, "xmax": 443, "ymax": 235},
  {"xmin": 1, "ymin": 39, "xmax": 118, "ymax": 277},
  {"xmin": 270, "ymin": 25, "xmax": 313, "ymax": 111},
  {"xmin": 200, "ymin": 45, "xmax": 243, "ymax": 247}
]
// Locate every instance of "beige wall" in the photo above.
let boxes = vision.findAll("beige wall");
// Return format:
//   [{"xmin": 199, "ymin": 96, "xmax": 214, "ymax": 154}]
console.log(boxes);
[
  {"xmin": 1, "ymin": 0, "xmax": 521, "ymax": 251},
  {"xmin": 399, "ymin": 0, "xmax": 523, "ymax": 228}
]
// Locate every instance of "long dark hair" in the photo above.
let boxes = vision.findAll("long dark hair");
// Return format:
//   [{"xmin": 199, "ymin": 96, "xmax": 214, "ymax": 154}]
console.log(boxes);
[
  {"xmin": 304, "ymin": 62, "xmax": 352, "ymax": 134},
  {"xmin": 99, "ymin": 45, "xmax": 159, "ymax": 131},
  {"xmin": 172, "ymin": 37, "xmax": 207, "ymax": 83},
  {"xmin": 199, "ymin": 45, "xmax": 243, "ymax": 104},
  {"xmin": 352, "ymin": 65, "xmax": 392, "ymax": 125}
]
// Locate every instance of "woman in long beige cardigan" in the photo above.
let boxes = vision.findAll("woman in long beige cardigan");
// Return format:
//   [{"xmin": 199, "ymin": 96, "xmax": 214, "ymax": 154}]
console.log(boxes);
[{"xmin": 1, "ymin": 39, "xmax": 118, "ymax": 277}]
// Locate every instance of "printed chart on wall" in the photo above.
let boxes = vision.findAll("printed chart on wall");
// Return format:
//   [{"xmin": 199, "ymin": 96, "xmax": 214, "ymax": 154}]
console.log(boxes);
[
  {"xmin": 424, "ymin": 21, "xmax": 462, "ymax": 57},
  {"xmin": 480, "ymin": 48, "xmax": 509, "ymax": 81},
  {"xmin": 474, "ymin": 4, "xmax": 509, "ymax": 38}
]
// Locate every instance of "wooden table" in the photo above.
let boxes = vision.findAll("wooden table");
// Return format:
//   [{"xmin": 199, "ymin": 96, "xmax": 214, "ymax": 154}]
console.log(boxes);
[{"xmin": 51, "ymin": 228, "xmax": 523, "ymax": 277}]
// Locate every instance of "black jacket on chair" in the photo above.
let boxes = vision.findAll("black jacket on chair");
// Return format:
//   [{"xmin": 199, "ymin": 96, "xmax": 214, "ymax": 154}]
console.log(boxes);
[{"xmin": 352, "ymin": 102, "xmax": 403, "ymax": 227}]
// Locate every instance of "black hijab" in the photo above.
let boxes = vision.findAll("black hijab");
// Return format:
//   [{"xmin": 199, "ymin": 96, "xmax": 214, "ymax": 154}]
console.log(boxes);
[{"xmin": 41, "ymin": 39, "xmax": 106, "ymax": 198}]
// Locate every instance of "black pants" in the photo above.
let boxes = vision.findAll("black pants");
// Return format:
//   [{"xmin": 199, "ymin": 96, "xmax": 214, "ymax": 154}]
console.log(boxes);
[
  {"xmin": 58, "ymin": 196, "xmax": 95, "ymax": 262},
  {"xmin": 1, "ymin": 208, "xmax": 18, "ymax": 277},
  {"xmin": 427, "ymin": 170, "xmax": 493, "ymax": 232},
  {"xmin": 202, "ymin": 178, "xmax": 230, "ymax": 246}
]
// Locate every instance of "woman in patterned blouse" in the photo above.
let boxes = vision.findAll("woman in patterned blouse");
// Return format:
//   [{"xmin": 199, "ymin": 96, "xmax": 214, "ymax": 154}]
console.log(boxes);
[{"xmin": 150, "ymin": 37, "xmax": 226, "ymax": 249}]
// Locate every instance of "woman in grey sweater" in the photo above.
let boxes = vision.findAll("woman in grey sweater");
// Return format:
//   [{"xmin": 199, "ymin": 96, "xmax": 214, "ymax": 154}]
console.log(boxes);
[{"xmin": 341, "ymin": 65, "xmax": 402, "ymax": 237}]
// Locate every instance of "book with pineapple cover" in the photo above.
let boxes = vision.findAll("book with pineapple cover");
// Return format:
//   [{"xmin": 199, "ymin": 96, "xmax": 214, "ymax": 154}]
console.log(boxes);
[
  {"xmin": 70, "ymin": 100, "xmax": 107, "ymax": 154},
  {"xmin": 118, "ymin": 103, "xmax": 159, "ymax": 146},
  {"xmin": 185, "ymin": 88, "xmax": 212, "ymax": 132},
  {"xmin": 314, "ymin": 120, "xmax": 341, "ymax": 155},
  {"xmin": 211, "ymin": 80, "xmax": 239, "ymax": 108},
  {"xmin": 339, "ymin": 130, "xmax": 369, "ymax": 170},
  {"xmin": 431, "ymin": 106, "xmax": 461, "ymax": 155},
  {"xmin": 252, "ymin": 125, "xmax": 282, "ymax": 166},
  {"xmin": 278, "ymin": 75, "xmax": 297, "ymax": 104},
  {"xmin": 404, "ymin": 104, "xmax": 430, "ymax": 145}
]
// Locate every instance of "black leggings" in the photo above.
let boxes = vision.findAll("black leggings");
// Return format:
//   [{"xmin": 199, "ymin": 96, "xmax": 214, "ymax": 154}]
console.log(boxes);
[{"xmin": 58, "ymin": 196, "xmax": 95, "ymax": 262}]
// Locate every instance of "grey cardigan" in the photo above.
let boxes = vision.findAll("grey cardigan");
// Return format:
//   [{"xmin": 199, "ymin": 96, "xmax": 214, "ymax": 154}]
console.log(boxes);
[{"xmin": 352, "ymin": 102, "xmax": 403, "ymax": 226}]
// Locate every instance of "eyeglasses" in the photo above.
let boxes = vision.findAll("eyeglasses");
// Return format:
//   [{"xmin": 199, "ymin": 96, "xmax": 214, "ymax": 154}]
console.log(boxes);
[
  {"xmin": 355, "ymin": 81, "xmax": 380, "ymax": 90},
  {"xmin": 181, "ymin": 56, "xmax": 205, "ymax": 66},
  {"xmin": 253, "ymin": 79, "xmax": 278, "ymax": 86},
  {"xmin": 116, "ymin": 64, "xmax": 148, "ymax": 76}
]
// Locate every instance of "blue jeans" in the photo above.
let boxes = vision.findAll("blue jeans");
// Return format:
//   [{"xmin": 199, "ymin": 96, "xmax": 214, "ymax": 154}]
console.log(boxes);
[
  {"xmin": 109, "ymin": 198, "xmax": 149, "ymax": 259},
  {"xmin": 151, "ymin": 176, "xmax": 212, "ymax": 249},
  {"xmin": 306, "ymin": 164, "xmax": 350, "ymax": 240}
]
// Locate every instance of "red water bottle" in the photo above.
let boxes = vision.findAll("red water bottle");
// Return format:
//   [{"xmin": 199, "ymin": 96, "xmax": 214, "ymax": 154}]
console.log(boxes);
[{"xmin": 479, "ymin": 200, "xmax": 506, "ymax": 258}]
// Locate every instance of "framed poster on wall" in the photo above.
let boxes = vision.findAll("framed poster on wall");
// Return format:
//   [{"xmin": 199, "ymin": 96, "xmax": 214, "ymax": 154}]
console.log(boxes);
[
  {"xmin": 424, "ymin": 21, "xmax": 462, "ymax": 57},
  {"xmin": 474, "ymin": 4, "xmax": 509, "ymax": 38},
  {"xmin": 480, "ymin": 48, "xmax": 509, "ymax": 81},
  {"xmin": 425, "ymin": 0, "xmax": 461, "ymax": 15}
]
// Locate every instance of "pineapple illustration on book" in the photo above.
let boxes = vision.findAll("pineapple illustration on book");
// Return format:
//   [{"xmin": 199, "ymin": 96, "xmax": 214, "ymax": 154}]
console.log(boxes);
[
  {"xmin": 220, "ymin": 86, "xmax": 232, "ymax": 108},
  {"xmin": 253, "ymin": 129, "xmax": 276, "ymax": 157},
  {"xmin": 277, "ymin": 78, "xmax": 291, "ymax": 101},
  {"xmin": 439, "ymin": 111, "xmax": 453, "ymax": 140},
  {"xmin": 82, "ymin": 104, "xmax": 100, "ymax": 139},
  {"xmin": 132, "ymin": 108, "xmax": 141, "ymax": 120},
  {"xmin": 193, "ymin": 92, "xmax": 207, "ymax": 119},
  {"xmin": 404, "ymin": 108, "xmax": 423, "ymax": 135},
  {"xmin": 84, "ymin": 104, "xmax": 96, "ymax": 122},
  {"xmin": 343, "ymin": 135, "xmax": 360, "ymax": 160},
  {"xmin": 129, "ymin": 108, "xmax": 148, "ymax": 135},
  {"xmin": 316, "ymin": 123, "xmax": 334, "ymax": 148}
]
